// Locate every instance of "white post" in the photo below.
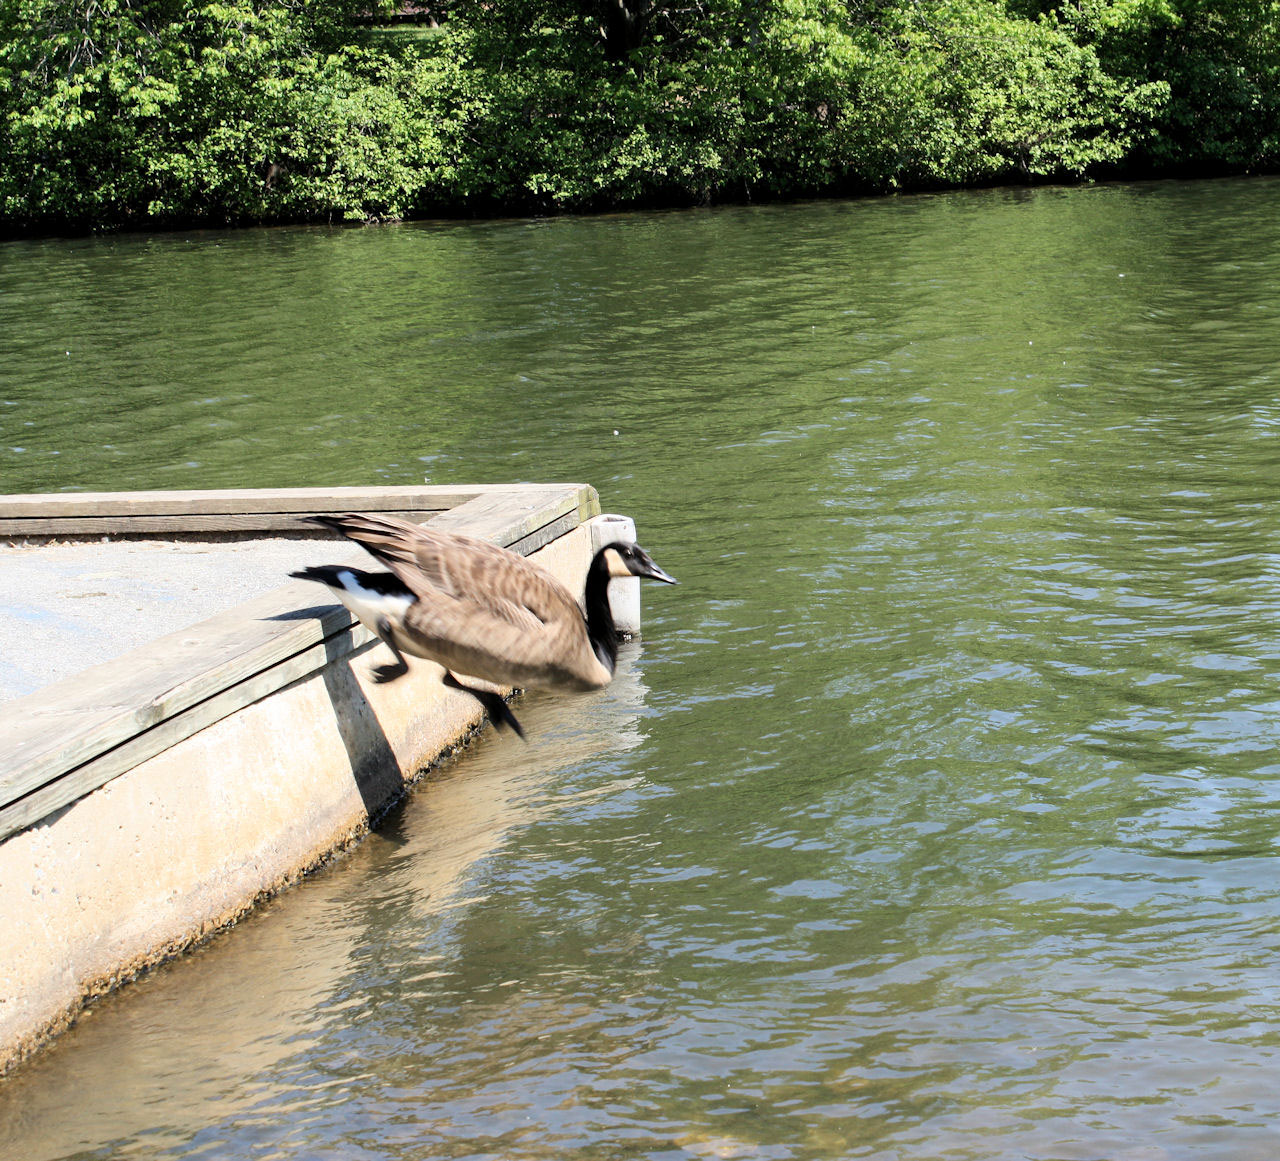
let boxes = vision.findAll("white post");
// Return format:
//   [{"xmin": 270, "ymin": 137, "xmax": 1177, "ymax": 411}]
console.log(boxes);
[{"xmin": 589, "ymin": 513, "xmax": 642, "ymax": 636}]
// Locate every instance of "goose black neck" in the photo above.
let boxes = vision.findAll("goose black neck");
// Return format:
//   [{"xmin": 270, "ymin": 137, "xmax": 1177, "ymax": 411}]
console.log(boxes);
[{"xmin": 584, "ymin": 548, "xmax": 621, "ymax": 674}]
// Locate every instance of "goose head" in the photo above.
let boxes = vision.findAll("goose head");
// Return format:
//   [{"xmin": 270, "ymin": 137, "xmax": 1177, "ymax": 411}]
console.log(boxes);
[
  {"xmin": 598, "ymin": 542, "xmax": 678, "ymax": 585},
  {"xmin": 582, "ymin": 540, "xmax": 677, "ymax": 676}
]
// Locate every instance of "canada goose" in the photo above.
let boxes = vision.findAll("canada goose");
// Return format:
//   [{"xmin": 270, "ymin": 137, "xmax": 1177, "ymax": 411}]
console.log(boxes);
[{"xmin": 291, "ymin": 512, "xmax": 676, "ymax": 737}]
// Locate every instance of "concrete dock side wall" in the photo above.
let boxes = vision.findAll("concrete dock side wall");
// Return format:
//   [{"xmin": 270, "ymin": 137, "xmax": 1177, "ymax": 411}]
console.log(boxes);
[{"xmin": 0, "ymin": 485, "xmax": 602, "ymax": 1073}]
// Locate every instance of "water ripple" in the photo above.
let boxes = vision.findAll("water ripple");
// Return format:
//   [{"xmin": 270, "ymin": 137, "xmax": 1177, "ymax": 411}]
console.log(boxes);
[{"xmin": 7, "ymin": 181, "xmax": 1280, "ymax": 1160}]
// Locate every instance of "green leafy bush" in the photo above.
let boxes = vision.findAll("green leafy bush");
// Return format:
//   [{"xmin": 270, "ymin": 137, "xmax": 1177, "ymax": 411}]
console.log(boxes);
[
  {"xmin": 0, "ymin": 0, "xmax": 1276, "ymax": 230},
  {"xmin": 0, "ymin": 0, "xmax": 447, "ymax": 228}
]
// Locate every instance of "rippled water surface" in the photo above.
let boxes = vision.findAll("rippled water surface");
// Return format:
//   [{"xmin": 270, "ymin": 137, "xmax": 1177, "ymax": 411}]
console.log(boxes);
[{"xmin": 5, "ymin": 179, "xmax": 1280, "ymax": 1159}]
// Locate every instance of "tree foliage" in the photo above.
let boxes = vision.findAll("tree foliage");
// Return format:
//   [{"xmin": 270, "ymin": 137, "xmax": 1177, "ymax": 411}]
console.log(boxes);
[
  {"xmin": 0, "ymin": 0, "xmax": 447, "ymax": 228},
  {"xmin": 434, "ymin": 0, "xmax": 1168, "ymax": 208},
  {"xmin": 1080, "ymin": 0, "xmax": 1280, "ymax": 169},
  {"xmin": 0, "ymin": 0, "xmax": 1276, "ymax": 230}
]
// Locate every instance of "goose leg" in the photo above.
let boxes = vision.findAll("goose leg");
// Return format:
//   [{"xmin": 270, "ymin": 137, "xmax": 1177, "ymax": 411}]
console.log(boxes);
[
  {"xmin": 370, "ymin": 617, "xmax": 411, "ymax": 684},
  {"xmin": 442, "ymin": 672, "xmax": 526, "ymax": 740}
]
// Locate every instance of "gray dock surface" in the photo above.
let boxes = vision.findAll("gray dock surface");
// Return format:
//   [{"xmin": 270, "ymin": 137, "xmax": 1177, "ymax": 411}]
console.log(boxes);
[{"xmin": 0, "ymin": 537, "xmax": 333, "ymax": 700}]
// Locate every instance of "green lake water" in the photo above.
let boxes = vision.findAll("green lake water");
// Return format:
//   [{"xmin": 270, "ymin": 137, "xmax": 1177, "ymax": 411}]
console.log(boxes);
[{"xmin": 4, "ymin": 178, "xmax": 1280, "ymax": 1159}]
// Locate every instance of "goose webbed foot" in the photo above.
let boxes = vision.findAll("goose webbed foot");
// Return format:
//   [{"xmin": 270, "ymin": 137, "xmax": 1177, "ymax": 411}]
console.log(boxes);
[
  {"xmin": 443, "ymin": 672, "xmax": 526, "ymax": 740},
  {"xmin": 370, "ymin": 617, "xmax": 410, "ymax": 684},
  {"xmin": 371, "ymin": 659, "xmax": 410, "ymax": 684}
]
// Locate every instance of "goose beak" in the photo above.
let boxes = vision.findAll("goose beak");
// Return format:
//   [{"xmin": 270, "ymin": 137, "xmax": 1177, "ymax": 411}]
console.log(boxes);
[{"xmin": 631, "ymin": 549, "xmax": 678, "ymax": 585}]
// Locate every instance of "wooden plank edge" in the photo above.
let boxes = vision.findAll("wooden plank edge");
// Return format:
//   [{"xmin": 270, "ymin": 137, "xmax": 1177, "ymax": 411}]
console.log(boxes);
[
  {"xmin": 0, "ymin": 593, "xmax": 358, "ymax": 803},
  {"xmin": 0, "ymin": 484, "xmax": 521, "ymax": 519},
  {"xmin": 2, "ymin": 511, "xmax": 453, "ymax": 538},
  {"xmin": 0, "ymin": 484, "xmax": 591, "ymax": 537},
  {"xmin": 0, "ymin": 622, "xmax": 378, "ymax": 844}
]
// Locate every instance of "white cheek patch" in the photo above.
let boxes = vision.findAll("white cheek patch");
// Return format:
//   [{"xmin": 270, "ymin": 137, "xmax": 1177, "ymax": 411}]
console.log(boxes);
[{"xmin": 603, "ymin": 547, "xmax": 633, "ymax": 578}]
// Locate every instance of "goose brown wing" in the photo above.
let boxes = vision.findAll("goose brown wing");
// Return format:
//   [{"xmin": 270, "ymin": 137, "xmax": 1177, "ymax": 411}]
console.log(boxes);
[
  {"xmin": 320, "ymin": 513, "xmax": 578, "ymax": 621},
  {"xmin": 313, "ymin": 513, "xmax": 596, "ymax": 685},
  {"xmin": 398, "ymin": 583, "xmax": 598, "ymax": 687}
]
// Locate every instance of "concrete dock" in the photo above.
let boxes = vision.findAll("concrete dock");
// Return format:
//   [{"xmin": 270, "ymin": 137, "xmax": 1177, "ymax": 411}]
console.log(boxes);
[{"xmin": 0, "ymin": 483, "xmax": 613, "ymax": 1073}]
